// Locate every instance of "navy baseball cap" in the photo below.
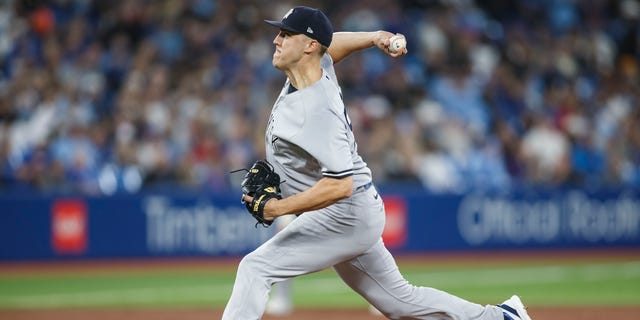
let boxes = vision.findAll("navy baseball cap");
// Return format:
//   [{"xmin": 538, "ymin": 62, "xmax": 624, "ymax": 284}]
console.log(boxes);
[{"xmin": 265, "ymin": 6, "xmax": 333, "ymax": 47}]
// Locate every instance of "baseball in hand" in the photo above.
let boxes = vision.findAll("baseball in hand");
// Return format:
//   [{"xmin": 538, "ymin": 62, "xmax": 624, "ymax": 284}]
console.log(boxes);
[{"xmin": 388, "ymin": 35, "xmax": 406, "ymax": 53}]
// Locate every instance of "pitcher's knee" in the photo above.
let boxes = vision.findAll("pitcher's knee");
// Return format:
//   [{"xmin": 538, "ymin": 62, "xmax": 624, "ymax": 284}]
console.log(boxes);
[
  {"xmin": 236, "ymin": 251, "xmax": 268, "ymax": 279},
  {"xmin": 238, "ymin": 249, "xmax": 281, "ymax": 282}
]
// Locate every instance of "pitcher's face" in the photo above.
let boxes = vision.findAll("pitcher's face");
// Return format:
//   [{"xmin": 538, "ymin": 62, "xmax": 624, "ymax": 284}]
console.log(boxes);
[{"xmin": 272, "ymin": 30, "xmax": 311, "ymax": 70}]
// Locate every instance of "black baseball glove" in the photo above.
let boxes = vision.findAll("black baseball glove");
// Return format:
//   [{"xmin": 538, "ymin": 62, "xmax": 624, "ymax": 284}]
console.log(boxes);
[{"xmin": 234, "ymin": 160, "xmax": 282, "ymax": 227}]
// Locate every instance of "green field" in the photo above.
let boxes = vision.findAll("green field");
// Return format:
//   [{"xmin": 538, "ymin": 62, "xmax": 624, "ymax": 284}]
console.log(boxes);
[{"xmin": 1, "ymin": 255, "xmax": 639, "ymax": 310}]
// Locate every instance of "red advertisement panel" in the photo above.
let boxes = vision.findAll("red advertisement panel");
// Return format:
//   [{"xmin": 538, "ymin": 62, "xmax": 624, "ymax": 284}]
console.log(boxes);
[
  {"xmin": 51, "ymin": 199, "xmax": 88, "ymax": 255},
  {"xmin": 382, "ymin": 196, "xmax": 407, "ymax": 249}
]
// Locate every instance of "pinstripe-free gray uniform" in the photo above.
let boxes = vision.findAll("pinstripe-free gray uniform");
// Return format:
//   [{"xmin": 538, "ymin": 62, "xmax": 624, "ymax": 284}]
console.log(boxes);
[
  {"xmin": 265, "ymin": 55, "xmax": 370, "ymax": 196},
  {"xmin": 222, "ymin": 54, "xmax": 506, "ymax": 320}
]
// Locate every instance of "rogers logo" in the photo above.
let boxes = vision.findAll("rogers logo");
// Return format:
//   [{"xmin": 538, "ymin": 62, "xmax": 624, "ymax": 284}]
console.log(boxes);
[{"xmin": 51, "ymin": 200, "xmax": 88, "ymax": 255}]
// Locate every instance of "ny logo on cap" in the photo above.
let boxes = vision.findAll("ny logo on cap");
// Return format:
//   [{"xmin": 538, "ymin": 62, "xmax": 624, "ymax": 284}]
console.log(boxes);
[{"xmin": 283, "ymin": 8, "xmax": 293, "ymax": 19}]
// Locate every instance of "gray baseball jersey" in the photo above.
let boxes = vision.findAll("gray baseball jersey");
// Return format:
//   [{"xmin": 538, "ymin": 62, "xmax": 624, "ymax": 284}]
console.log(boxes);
[
  {"xmin": 265, "ymin": 54, "xmax": 371, "ymax": 197},
  {"xmin": 222, "ymin": 54, "xmax": 506, "ymax": 320}
]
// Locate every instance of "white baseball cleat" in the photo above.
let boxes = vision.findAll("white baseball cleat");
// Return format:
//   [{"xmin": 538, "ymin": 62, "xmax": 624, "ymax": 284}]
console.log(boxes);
[{"xmin": 498, "ymin": 295, "xmax": 532, "ymax": 320}]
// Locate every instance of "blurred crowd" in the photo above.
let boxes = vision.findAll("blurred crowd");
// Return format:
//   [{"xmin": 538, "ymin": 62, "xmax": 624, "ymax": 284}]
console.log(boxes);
[{"xmin": 0, "ymin": 0, "xmax": 638, "ymax": 195}]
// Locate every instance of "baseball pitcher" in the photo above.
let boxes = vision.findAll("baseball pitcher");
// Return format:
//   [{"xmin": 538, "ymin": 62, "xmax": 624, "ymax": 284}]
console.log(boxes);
[{"xmin": 223, "ymin": 6, "xmax": 531, "ymax": 320}]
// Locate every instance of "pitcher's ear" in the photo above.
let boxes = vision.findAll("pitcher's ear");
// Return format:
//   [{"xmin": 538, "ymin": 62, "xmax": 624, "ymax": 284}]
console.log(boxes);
[{"xmin": 305, "ymin": 39, "xmax": 320, "ymax": 53}]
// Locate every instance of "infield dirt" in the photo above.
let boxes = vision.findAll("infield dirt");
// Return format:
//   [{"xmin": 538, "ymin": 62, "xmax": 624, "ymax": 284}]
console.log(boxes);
[{"xmin": 1, "ymin": 306, "xmax": 639, "ymax": 320}]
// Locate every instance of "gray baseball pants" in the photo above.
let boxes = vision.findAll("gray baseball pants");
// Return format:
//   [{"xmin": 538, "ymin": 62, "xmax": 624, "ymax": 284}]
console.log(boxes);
[{"xmin": 222, "ymin": 186, "xmax": 505, "ymax": 319}]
